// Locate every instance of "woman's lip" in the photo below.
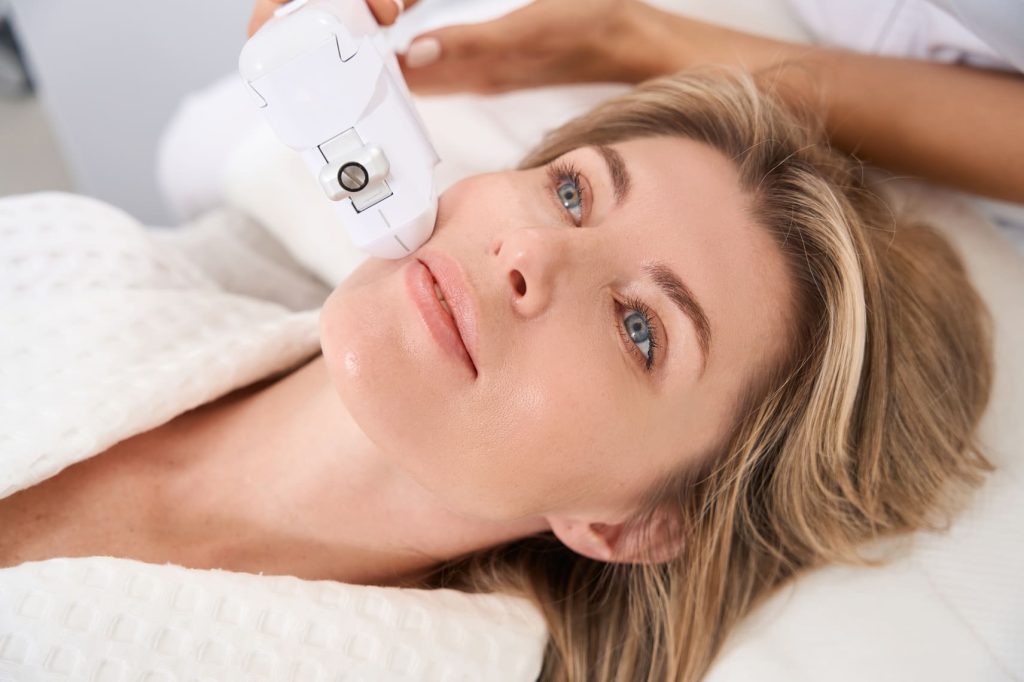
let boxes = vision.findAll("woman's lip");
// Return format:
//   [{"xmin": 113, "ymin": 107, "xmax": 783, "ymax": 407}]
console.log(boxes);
[
  {"xmin": 416, "ymin": 251, "xmax": 480, "ymax": 374},
  {"xmin": 404, "ymin": 259, "xmax": 477, "ymax": 377}
]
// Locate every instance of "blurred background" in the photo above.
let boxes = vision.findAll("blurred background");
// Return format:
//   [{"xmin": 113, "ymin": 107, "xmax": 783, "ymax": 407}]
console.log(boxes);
[{"xmin": 0, "ymin": 0, "xmax": 252, "ymax": 225}]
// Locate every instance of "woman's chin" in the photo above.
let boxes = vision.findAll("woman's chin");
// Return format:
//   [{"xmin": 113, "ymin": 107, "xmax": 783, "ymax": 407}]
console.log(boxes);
[
  {"xmin": 319, "ymin": 270, "xmax": 506, "ymax": 509},
  {"xmin": 321, "ymin": 282, "xmax": 436, "ymax": 444}
]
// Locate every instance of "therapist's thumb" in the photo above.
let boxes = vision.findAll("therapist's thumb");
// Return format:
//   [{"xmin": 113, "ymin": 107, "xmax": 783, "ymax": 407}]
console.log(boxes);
[
  {"xmin": 401, "ymin": 21, "xmax": 507, "ymax": 73},
  {"xmin": 404, "ymin": 35, "xmax": 444, "ymax": 69}
]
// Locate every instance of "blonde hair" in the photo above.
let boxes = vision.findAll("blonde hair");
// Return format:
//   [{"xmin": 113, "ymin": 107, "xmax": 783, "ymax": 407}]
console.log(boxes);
[{"xmin": 416, "ymin": 69, "xmax": 994, "ymax": 681}]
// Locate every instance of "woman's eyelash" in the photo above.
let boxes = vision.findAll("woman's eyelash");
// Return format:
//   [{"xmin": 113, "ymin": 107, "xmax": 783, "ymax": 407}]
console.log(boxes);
[
  {"xmin": 616, "ymin": 295, "xmax": 659, "ymax": 373},
  {"xmin": 546, "ymin": 160, "xmax": 586, "ymax": 225}
]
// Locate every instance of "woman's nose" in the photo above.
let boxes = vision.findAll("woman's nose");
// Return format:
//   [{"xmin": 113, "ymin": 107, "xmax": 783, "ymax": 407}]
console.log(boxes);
[{"xmin": 489, "ymin": 227, "xmax": 571, "ymax": 318}]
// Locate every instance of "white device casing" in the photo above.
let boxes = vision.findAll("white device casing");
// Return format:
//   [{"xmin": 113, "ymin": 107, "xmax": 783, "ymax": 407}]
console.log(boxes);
[{"xmin": 238, "ymin": 0, "xmax": 440, "ymax": 259}]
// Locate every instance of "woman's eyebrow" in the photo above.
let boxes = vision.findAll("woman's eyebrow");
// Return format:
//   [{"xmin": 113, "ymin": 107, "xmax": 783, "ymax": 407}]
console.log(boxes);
[
  {"xmin": 644, "ymin": 261, "xmax": 712, "ymax": 374},
  {"xmin": 593, "ymin": 144, "xmax": 631, "ymax": 205},
  {"xmin": 588, "ymin": 145, "xmax": 711, "ymax": 371}
]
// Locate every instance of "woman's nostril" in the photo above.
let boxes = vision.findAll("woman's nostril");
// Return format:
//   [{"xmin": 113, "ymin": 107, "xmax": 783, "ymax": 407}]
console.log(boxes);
[{"xmin": 510, "ymin": 270, "xmax": 527, "ymax": 296}]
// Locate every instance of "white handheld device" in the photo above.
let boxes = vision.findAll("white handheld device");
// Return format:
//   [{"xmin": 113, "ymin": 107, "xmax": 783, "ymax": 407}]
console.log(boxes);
[{"xmin": 238, "ymin": 0, "xmax": 440, "ymax": 259}]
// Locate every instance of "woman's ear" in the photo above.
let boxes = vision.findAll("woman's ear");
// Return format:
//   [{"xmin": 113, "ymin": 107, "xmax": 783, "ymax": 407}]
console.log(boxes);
[{"xmin": 548, "ymin": 511, "xmax": 683, "ymax": 564}]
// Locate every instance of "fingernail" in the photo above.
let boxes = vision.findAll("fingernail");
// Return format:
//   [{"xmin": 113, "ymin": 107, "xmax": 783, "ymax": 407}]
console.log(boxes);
[
  {"xmin": 405, "ymin": 37, "xmax": 441, "ymax": 68},
  {"xmin": 392, "ymin": 0, "xmax": 405, "ymax": 15}
]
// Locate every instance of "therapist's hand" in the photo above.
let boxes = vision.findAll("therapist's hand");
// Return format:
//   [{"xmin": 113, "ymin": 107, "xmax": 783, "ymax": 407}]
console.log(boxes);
[
  {"xmin": 248, "ymin": 0, "xmax": 419, "ymax": 37},
  {"xmin": 399, "ymin": 0, "xmax": 671, "ymax": 94}
]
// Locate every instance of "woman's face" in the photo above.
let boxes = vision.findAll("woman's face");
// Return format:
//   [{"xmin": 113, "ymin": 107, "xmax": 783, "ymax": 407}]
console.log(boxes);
[{"xmin": 321, "ymin": 136, "xmax": 793, "ymax": 524}]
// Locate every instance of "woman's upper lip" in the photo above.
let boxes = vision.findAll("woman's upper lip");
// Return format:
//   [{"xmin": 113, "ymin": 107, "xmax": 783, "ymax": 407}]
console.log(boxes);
[{"xmin": 417, "ymin": 251, "xmax": 480, "ymax": 373}]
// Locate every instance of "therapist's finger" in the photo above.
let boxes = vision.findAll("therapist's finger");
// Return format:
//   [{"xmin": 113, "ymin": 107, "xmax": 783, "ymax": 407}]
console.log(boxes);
[
  {"xmin": 396, "ymin": 0, "xmax": 576, "ymax": 94},
  {"xmin": 398, "ymin": 20, "xmax": 514, "ymax": 92},
  {"xmin": 249, "ymin": 0, "xmax": 420, "ymax": 36},
  {"xmin": 248, "ymin": 0, "xmax": 288, "ymax": 37},
  {"xmin": 365, "ymin": 0, "xmax": 421, "ymax": 26}
]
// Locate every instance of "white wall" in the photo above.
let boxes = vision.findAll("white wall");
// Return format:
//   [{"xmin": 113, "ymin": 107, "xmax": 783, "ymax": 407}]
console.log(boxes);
[{"xmin": 9, "ymin": 0, "xmax": 252, "ymax": 224}]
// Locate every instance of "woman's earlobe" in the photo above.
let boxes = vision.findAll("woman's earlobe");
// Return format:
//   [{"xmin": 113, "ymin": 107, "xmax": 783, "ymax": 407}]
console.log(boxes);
[
  {"xmin": 548, "ymin": 516, "xmax": 615, "ymax": 561},
  {"xmin": 549, "ymin": 513, "xmax": 683, "ymax": 564}
]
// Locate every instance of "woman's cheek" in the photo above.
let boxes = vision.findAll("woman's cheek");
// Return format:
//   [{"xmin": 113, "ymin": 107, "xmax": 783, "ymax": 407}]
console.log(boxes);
[{"xmin": 505, "ymin": 375, "xmax": 591, "ymax": 467}]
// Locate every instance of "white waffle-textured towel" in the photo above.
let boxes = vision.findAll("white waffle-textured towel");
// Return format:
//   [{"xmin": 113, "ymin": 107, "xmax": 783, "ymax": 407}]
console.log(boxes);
[{"xmin": 0, "ymin": 192, "xmax": 326, "ymax": 500}]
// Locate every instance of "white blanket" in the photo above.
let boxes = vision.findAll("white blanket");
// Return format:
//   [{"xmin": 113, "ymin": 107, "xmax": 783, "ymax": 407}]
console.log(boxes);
[{"xmin": 0, "ymin": 192, "xmax": 547, "ymax": 681}]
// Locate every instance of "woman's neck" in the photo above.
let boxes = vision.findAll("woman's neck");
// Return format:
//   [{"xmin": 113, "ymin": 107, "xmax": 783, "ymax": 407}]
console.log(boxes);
[{"xmin": 150, "ymin": 354, "xmax": 549, "ymax": 586}]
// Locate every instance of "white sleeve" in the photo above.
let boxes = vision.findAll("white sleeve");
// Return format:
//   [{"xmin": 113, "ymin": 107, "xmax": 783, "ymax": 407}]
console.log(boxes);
[{"xmin": 786, "ymin": 0, "xmax": 1019, "ymax": 71}]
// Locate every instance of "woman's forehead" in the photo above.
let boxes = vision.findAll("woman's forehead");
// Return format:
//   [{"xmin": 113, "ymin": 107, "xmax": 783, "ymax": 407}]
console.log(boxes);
[
  {"xmin": 599, "ymin": 137, "xmax": 793, "ymax": 387},
  {"xmin": 606, "ymin": 136, "xmax": 748, "ymax": 208},
  {"xmin": 585, "ymin": 137, "xmax": 758, "ymax": 277}
]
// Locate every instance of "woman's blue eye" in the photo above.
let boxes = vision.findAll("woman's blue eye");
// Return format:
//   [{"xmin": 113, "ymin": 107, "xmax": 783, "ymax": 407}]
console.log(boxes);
[
  {"xmin": 546, "ymin": 161, "xmax": 586, "ymax": 225},
  {"xmin": 557, "ymin": 179, "xmax": 581, "ymax": 216},
  {"xmin": 619, "ymin": 298, "xmax": 659, "ymax": 372}
]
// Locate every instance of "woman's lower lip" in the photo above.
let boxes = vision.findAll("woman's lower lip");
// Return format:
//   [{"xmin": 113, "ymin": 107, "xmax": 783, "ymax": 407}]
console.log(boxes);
[{"xmin": 404, "ymin": 259, "xmax": 476, "ymax": 377}]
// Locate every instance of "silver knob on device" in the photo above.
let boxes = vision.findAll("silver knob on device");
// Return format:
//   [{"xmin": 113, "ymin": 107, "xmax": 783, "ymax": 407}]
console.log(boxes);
[{"xmin": 317, "ymin": 129, "xmax": 393, "ymax": 212}]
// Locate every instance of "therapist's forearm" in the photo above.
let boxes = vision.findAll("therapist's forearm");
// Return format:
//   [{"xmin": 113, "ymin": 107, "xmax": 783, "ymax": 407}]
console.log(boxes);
[
  {"xmin": 631, "ymin": 5, "xmax": 1024, "ymax": 203},
  {"xmin": 770, "ymin": 49, "xmax": 1024, "ymax": 203}
]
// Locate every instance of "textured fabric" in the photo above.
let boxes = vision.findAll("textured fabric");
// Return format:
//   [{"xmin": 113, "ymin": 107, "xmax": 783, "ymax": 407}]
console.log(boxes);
[
  {"xmin": 0, "ymin": 192, "xmax": 548, "ymax": 681},
  {"xmin": 0, "ymin": 558, "xmax": 545, "ymax": 682}
]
